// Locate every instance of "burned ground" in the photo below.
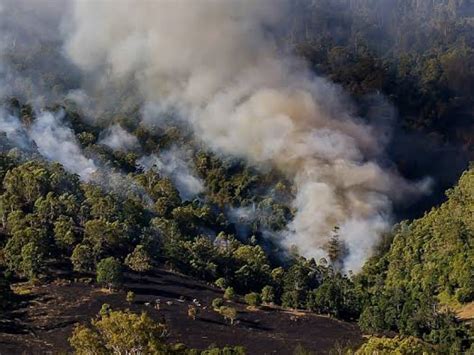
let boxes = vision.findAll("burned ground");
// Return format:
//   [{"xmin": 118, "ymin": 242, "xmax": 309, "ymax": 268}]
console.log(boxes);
[{"xmin": 0, "ymin": 269, "xmax": 363, "ymax": 354}]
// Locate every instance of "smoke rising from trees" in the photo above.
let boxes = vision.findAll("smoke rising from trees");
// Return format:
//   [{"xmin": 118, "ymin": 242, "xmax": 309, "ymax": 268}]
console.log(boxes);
[
  {"xmin": 0, "ymin": 0, "xmax": 449, "ymax": 271},
  {"xmin": 61, "ymin": 0, "xmax": 432, "ymax": 271}
]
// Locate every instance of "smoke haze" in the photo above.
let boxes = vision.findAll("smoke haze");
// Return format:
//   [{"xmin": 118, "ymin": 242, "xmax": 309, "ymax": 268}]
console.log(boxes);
[
  {"xmin": 99, "ymin": 124, "xmax": 139, "ymax": 151},
  {"xmin": 29, "ymin": 111, "xmax": 97, "ymax": 180},
  {"xmin": 61, "ymin": 0, "xmax": 433, "ymax": 271},
  {"xmin": 138, "ymin": 147, "xmax": 204, "ymax": 201},
  {"xmin": 0, "ymin": 108, "xmax": 97, "ymax": 180},
  {"xmin": 0, "ymin": 0, "xmax": 448, "ymax": 271}
]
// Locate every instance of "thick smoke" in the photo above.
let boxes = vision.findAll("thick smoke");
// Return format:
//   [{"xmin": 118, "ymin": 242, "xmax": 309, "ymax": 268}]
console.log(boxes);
[
  {"xmin": 0, "ymin": 108, "xmax": 97, "ymax": 181},
  {"xmin": 99, "ymin": 124, "xmax": 138, "ymax": 151},
  {"xmin": 138, "ymin": 147, "xmax": 204, "ymax": 201},
  {"xmin": 64, "ymin": 0, "xmax": 429, "ymax": 271},
  {"xmin": 0, "ymin": 108, "xmax": 31, "ymax": 150},
  {"xmin": 29, "ymin": 111, "xmax": 97, "ymax": 180},
  {"xmin": 0, "ymin": 0, "xmax": 77, "ymax": 105}
]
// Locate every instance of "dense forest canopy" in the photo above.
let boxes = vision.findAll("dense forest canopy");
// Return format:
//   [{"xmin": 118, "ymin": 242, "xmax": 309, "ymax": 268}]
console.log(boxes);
[{"xmin": 0, "ymin": 0, "xmax": 472, "ymax": 353}]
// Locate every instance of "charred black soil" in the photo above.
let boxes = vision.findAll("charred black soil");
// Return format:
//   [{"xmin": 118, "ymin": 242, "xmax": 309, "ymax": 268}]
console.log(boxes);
[{"xmin": 0, "ymin": 269, "xmax": 363, "ymax": 354}]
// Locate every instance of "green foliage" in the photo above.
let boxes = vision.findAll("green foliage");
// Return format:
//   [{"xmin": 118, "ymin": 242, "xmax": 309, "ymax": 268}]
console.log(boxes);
[
  {"xmin": 96, "ymin": 257, "xmax": 123, "ymax": 289},
  {"xmin": 69, "ymin": 308, "xmax": 169, "ymax": 354},
  {"xmin": 134, "ymin": 171, "xmax": 180, "ymax": 216},
  {"xmin": 126, "ymin": 291, "xmax": 135, "ymax": 304},
  {"xmin": 233, "ymin": 245, "xmax": 271, "ymax": 292},
  {"xmin": 281, "ymin": 258, "xmax": 320, "ymax": 309},
  {"xmin": 307, "ymin": 275, "xmax": 360, "ymax": 319},
  {"xmin": 19, "ymin": 242, "xmax": 44, "ymax": 280},
  {"xmin": 71, "ymin": 244, "xmax": 95, "ymax": 273},
  {"xmin": 70, "ymin": 307, "xmax": 245, "ymax": 354},
  {"xmin": 218, "ymin": 306, "xmax": 237, "ymax": 325},
  {"xmin": 223, "ymin": 287, "xmax": 235, "ymax": 301},
  {"xmin": 125, "ymin": 245, "xmax": 152, "ymax": 273},
  {"xmin": 194, "ymin": 152, "xmax": 259, "ymax": 207},
  {"xmin": 53, "ymin": 216, "xmax": 77, "ymax": 251},
  {"xmin": 261, "ymin": 285, "xmax": 275, "ymax": 304},
  {"xmin": 212, "ymin": 298, "xmax": 224, "ymax": 310},
  {"xmin": 356, "ymin": 336, "xmax": 434, "ymax": 354},
  {"xmin": 292, "ymin": 1, "xmax": 474, "ymax": 148},
  {"xmin": 244, "ymin": 292, "xmax": 261, "ymax": 307},
  {"xmin": 357, "ymin": 168, "xmax": 474, "ymax": 351},
  {"xmin": 84, "ymin": 219, "xmax": 126, "ymax": 257},
  {"xmin": 215, "ymin": 277, "xmax": 227, "ymax": 289},
  {"xmin": 0, "ymin": 93, "xmax": 471, "ymax": 352}
]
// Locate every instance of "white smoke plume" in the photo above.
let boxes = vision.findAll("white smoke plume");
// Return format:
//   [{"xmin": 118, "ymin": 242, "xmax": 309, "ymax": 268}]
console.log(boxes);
[
  {"xmin": 63, "ymin": 1, "xmax": 429, "ymax": 271},
  {"xmin": 0, "ymin": 108, "xmax": 31, "ymax": 150},
  {"xmin": 29, "ymin": 111, "xmax": 97, "ymax": 181},
  {"xmin": 138, "ymin": 146, "xmax": 204, "ymax": 201},
  {"xmin": 0, "ymin": 107, "xmax": 97, "ymax": 180},
  {"xmin": 0, "ymin": 0, "xmax": 76, "ymax": 105},
  {"xmin": 99, "ymin": 124, "xmax": 138, "ymax": 151}
]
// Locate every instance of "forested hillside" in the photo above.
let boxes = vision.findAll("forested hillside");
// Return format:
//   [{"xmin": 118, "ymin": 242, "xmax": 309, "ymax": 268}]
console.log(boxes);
[
  {"xmin": 357, "ymin": 168, "xmax": 473, "ymax": 351},
  {"xmin": 290, "ymin": 0, "xmax": 473, "ymax": 205},
  {"xmin": 0, "ymin": 0, "xmax": 472, "ymax": 353}
]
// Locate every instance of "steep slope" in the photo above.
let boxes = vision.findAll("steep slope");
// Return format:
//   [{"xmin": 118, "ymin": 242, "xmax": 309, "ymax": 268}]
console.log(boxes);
[
  {"xmin": 384, "ymin": 167, "xmax": 473, "ymax": 305},
  {"xmin": 358, "ymin": 168, "xmax": 473, "ymax": 351}
]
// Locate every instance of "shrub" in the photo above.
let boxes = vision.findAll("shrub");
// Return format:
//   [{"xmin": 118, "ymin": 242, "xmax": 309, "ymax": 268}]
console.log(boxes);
[
  {"xmin": 126, "ymin": 291, "xmax": 135, "ymax": 304},
  {"xmin": 215, "ymin": 277, "xmax": 227, "ymax": 289},
  {"xmin": 261, "ymin": 285, "xmax": 275, "ymax": 304},
  {"xmin": 218, "ymin": 306, "xmax": 237, "ymax": 325},
  {"xmin": 224, "ymin": 287, "xmax": 235, "ymax": 300},
  {"xmin": 96, "ymin": 257, "xmax": 123, "ymax": 289},
  {"xmin": 212, "ymin": 297, "xmax": 224, "ymax": 309},
  {"xmin": 244, "ymin": 292, "xmax": 261, "ymax": 307}
]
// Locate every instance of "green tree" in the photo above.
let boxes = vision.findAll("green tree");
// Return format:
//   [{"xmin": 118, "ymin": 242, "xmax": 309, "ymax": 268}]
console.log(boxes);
[
  {"xmin": 84, "ymin": 219, "xmax": 126, "ymax": 257},
  {"xmin": 20, "ymin": 242, "xmax": 44, "ymax": 280},
  {"xmin": 54, "ymin": 216, "xmax": 77, "ymax": 251},
  {"xmin": 261, "ymin": 285, "xmax": 275, "ymax": 304},
  {"xmin": 125, "ymin": 245, "xmax": 152, "ymax": 273},
  {"xmin": 96, "ymin": 257, "xmax": 123, "ymax": 290},
  {"xmin": 71, "ymin": 244, "xmax": 95, "ymax": 272},
  {"xmin": 356, "ymin": 336, "xmax": 434, "ymax": 354},
  {"xmin": 218, "ymin": 306, "xmax": 237, "ymax": 325},
  {"xmin": 325, "ymin": 227, "xmax": 347, "ymax": 269},
  {"xmin": 69, "ymin": 308, "xmax": 168, "ymax": 354}
]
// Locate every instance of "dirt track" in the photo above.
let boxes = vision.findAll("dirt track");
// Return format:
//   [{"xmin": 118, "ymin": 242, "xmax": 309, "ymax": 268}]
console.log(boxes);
[{"xmin": 0, "ymin": 269, "xmax": 363, "ymax": 354}]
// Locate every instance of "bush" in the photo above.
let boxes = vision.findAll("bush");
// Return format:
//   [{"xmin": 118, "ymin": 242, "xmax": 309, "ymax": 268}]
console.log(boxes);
[
  {"xmin": 356, "ymin": 336, "xmax": 434, "ymax": 354},
  {"xmin": 261, "ymin": 285, "xmax": 275, "ymax": 304},
  {"xmin": 125, "ymin": 245, "xmax": 152, "ymax": 273},
  {"xmin": 71, "ymin": 244, "xmax": 95, "ymax": 273},
  {"xmin": 69, "ymin": 308, "xmax": 168, "ymax": 354},
  {"xmin": 224, "ymin": 287, "xmax": 235, "ymax": 300},
  {"xmin": 126, "ymin": 291, "xmax": 135, "ymax": 304},
  {"xmin": 215, "ymin": 277, "xmax": 227, "ymax": 289},
  {"xmin": 212, "ymin": 298, "xmax": 224, "ymax": 309},
  {"xmin": 96, "ymin": 257, "xmax": 123, "ymax": 289},
  {"xmin": 244, "ymin": 292, "xmax": 261, "ymax": 307},
  {"xmin": 218, "ymin": 306, "xmax": 237, "ymax": 325}
]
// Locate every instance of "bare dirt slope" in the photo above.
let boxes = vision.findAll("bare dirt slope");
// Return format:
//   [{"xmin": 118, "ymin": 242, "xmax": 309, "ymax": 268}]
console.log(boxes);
[{"xmin": 0, "ymin": 269, "xmax": 363, "ymax": 354}]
